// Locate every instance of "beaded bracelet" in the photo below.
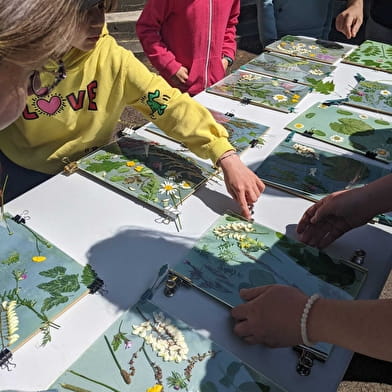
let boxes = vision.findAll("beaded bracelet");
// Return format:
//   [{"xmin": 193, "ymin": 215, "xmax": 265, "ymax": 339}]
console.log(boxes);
[
  {"xmin": 218, "ymin": 151, "xmax": 237, "ymax": 166},
  {"xmin": 300, "ymin": 294, "xmax": 321, "ymax": 347}
]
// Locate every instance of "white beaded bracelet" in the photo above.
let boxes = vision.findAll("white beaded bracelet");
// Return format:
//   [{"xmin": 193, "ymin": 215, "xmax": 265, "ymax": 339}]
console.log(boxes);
[{"xmin": 300, "ymin": 294, "xmax": 321, "ymax": 347}]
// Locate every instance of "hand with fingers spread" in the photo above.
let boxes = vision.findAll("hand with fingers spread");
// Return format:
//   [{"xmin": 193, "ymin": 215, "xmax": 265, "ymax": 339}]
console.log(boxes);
[
  {"xmin": 335, "ymin": 0, "xmax": 364, "ymax": 39},
  {"xmin": 296, "ymin": 174, "xmax": 392, "ymax": 248},
  {"xmin": 231, "ymin": 285, "xmax": 308, "ymax": 347},
  {"xmin": 218, "ymin": 151, "xmax": 265, "ymax": 220}
]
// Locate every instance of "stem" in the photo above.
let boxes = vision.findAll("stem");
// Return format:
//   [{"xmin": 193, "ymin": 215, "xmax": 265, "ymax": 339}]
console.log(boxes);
[
  {"xmin": 68, "ymin": 370, "xmax": 121, "ymax": 392},
  {"xmin": 61, "ymin": 384, "xmax": 92, "ymax": 392},
  {"xmin": 104, "ymin": 335, "xmax": 122, "ymax": 372}
]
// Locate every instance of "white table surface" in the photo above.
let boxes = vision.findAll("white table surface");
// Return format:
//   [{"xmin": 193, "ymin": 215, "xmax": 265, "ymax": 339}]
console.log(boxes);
[{"xmin": 1, "ymin": 59, "xmax": 392, "ymax": 392}]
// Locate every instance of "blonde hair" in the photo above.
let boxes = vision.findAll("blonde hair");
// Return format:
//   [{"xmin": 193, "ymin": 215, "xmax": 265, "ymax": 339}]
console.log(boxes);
[{"xmin": 0, "ymin": 0, "xmax": 82, "ymax": 67}]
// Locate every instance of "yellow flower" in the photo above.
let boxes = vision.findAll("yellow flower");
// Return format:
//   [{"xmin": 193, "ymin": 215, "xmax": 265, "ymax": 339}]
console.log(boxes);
[
  {"xmin": 134, "ymin": 165, "xmax": 144, "ymax": 172},
  {"xmin": 32, "ymin": 256, "xmax": 46, "ymax": 263},
  {"xmin": 294, "ymin": 123, "xmax": 304, "ymax": 129},
  {"xmin": 309, "ymin": 53, "xmax": 316, "ymax": 57},
  {"xmin": 146, "ymin": 384, "xmax": 163, "ymax": 392},
  {"xmin": 291, "ymin": 98, "xmax": 299, "ymax": 103},
  {"xmin": 126, "ymin": 161, "xmax": 136, "ymax": 167},
  {"xmin": 292, "ymin": 94, "xmax": 300, "ymax": 99}
]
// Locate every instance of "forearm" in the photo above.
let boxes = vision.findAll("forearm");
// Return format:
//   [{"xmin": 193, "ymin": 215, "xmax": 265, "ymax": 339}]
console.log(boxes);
[
  {"xmin": 361, "ymin": 174, "xmax": 392, "ymax": 216},
  {"xmin": 346, "ymin": 0, "xmax": 363, "ymax": 7},
  {"xmin": 308, "ymin": 298, "xmax": 392, "ymax": 361}
]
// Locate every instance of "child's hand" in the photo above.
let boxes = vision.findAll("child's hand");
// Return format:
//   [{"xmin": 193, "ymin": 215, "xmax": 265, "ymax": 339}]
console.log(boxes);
[
  {"xmin": 219, "ymin": 152, "xmax": 265, "ymax": 219},
  {"xmin": 335, "ymin": 3, "xmax": 363, "ymax": 39},
  {"xmin": 175, "ymin": 66, "xmax": 189, "ymax": 84},
  {"xmin": 222, "ymin": 57, "xmax": 229, "ymax": 71}
]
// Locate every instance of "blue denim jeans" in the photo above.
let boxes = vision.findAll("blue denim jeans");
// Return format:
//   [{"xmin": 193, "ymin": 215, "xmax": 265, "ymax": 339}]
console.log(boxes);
[{"xmin": 0, "ymin": 151, "xmax": 52, "ymax": 203}]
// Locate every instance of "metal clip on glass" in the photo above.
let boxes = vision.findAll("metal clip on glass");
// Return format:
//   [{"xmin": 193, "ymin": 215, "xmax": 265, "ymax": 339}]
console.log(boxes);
[
  {"xmin": 0, "ymin": 348, "xmax": 15, "ymax": 371},
  {"xmin": 293, "ymin": 344, "xmax": 327, "ymax": 375},
  {"xmin": 164, "ymin": 271, "xmax": 191, "ymax": 297}
]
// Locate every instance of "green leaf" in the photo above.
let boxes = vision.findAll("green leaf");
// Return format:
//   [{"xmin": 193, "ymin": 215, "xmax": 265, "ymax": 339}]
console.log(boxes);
[
  {"xmin": 81, "ymin": 265, "xmax": 98, "ymax": 286},
  {"xmin": 306, "ymin": 78, "xmax": 335, "ymax": 94},
  {"xmin": 336, "ymin": 109, "xmax": 353, "ymax": 116},
  {"xmin": 374, "ymin": 119, "xmax": 390, "ymax": 126},
  {"xmin": 305, "ymin": 112, "xmax": 316, "ymax": 118},
  {"xmin": 330, "ymin": 118, "xmax": 374, "ymax": 135},
  {"xmin": 41, "ymin": 294, "xmax": 69, "ymax": 312},
  {"xmin": 349, "ymin": 95, "xmax": 363, "ymax": 102},
  {"xmin": 37, "ymin": 274, "xmax": 80, "ymax": 294},
  {"xmin": 39, "ymin": 266, "xmax": 66, "ymax": 278},
  {"xmin": 312, "ymin": 129, "xmax": 326, "ymax": 136},
  {"xmin": 1, "ymin": 252, "xmax": 20, "ymax": 265}
]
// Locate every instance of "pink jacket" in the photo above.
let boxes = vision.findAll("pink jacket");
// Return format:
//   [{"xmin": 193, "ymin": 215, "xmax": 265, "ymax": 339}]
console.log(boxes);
[{"xmin": 136, "ymin": 0, "xmax": 239, "ymax": 96}]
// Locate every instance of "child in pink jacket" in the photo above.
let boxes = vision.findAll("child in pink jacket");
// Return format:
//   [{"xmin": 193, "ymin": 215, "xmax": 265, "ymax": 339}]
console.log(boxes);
[{"xmin": 136, "ymin": 0, "xmax": 239, "ymax": 96}]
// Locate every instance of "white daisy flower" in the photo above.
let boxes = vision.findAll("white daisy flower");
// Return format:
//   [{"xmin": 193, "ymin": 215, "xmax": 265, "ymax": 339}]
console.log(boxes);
[
  {"xmin": 330, "ymin": 135, "xmax": 344, "ymax": 143},
  {"xmin": 273, "ymin": 94, "xmax": 288, "ymax": 102},
  {"xmin": 380, "ymin": 90, "xmax": 391, "ymax": 96},
  {"xmin": 159, "ymin": 180, "xmax": 178, "ymax": 195}
]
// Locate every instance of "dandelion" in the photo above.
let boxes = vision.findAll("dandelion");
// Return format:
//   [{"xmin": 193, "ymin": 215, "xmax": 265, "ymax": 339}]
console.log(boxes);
[
  {"xmin": 273, "ymin": 94, "xmax": 288, "ymax": 102},
  {"xmin": 32, "ymin": 256, "xmax": 46, "ymax": 263},
  {"xmin": 134, "ymin": 165, "xmax": 144, "ymax": 172},
  {"xmin": 330, "ymin": 135, "xmax": 344, "ymax": 143},
  {"xmin": 159, "ymin": 181, "xmax": 178, "ymax": 195},
  {"xmin": 126, "ymin": 161, "xmax": 136, "ymax": 167},
  {"xmin": 146, "ymin": 386, "xmax": 163, "ymax": 392}
]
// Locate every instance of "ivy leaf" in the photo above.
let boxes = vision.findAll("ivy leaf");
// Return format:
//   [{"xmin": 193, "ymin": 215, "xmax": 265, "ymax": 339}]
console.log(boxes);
[
  {"xmin": 39, "ymin": 266, "xmax": 66, "ymax": 278},
  {"xmin": 37, "ymin": 274, "xmax": 80, "ymax": 294},
  {"xmin": 41, "ymin": 294, "xmax": 69, "ymax": 312},
  {"xmin": 81, "ymin": 265, "xmax": 98, "ymax": 286}
]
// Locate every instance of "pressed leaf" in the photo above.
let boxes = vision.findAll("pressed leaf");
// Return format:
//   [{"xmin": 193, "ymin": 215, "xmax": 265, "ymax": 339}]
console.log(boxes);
[
  {"xmin": 41, "ymin": 294, "xmax": 69, "ymax": 312},
  {"xmin": 39, "ymin": 266, "xmax": 66, "ymax": 278},
  {"xmin": 37, "ymin": 274, "xmax": 80, "ymax": 294},
  {"xmin": 81, "ymin": 265, "xmax": 98, "ymax": 286}
]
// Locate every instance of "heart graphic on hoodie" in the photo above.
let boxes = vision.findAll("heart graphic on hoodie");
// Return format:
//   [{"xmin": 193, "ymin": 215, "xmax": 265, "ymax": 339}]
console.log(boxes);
[{"xmin": 36, "ymin": 96, "xmax": 62, "ymax": 115}]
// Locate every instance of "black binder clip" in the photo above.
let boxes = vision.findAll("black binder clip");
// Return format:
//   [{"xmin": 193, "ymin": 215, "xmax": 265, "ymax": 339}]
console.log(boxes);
[
  {"xmin": 365, "ymin": 150, "xmax": 377, "ymax": 159},
  {"xmin": 294, "ymin": 346, "xmax": 316, "ymax": 376},
  {"xmin": 240, "ymin": 97, "xmax": 251, "ymax": 105},
  {"xmin": 249, "ymin": 139, "xmax": 259, "ymax": 148},
  {"xmin": 225, "ymin": 112, "xmax": 235, "ymax": 117},
  {"xmin": 11, "ymin": 210, "xmax": 30, "ymax": 224},
  {"xmin": 350, "ymin": 249, "xmax": 366, "ymax": 265},
  {"xmin": 303, "ymin": 129, "xmax": 314, "ymax": 137},
  {"xmin": 88, "ymin": 277, "xmax": 106, "ymax": 294},
  {"xmin": 0, "ymin": 348, "xmax": 15, "ymax": 371}
]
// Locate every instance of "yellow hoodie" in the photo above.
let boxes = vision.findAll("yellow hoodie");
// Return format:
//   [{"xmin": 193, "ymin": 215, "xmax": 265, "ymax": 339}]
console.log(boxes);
[{"xmin": 0, "ymin": 31, "xmax": 232, "ymax": 174}]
